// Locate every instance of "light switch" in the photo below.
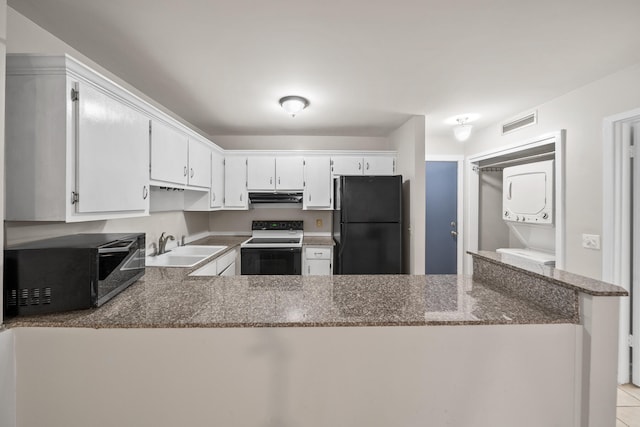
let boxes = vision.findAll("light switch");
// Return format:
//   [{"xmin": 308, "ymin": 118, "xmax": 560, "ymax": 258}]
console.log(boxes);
[{"xmin": 582, "ymin": 234, "xmax": 601, "ymax": 250}]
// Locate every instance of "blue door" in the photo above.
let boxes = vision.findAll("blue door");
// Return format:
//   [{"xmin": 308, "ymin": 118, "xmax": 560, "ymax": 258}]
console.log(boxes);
[{"xmin": 425, "ymin": 161, "xmax": 458, "ymax": 274}]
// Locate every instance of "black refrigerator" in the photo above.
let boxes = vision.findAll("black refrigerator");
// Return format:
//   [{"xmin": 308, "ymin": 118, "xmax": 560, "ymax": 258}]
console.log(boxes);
[{"xmin": 333, "ymin": 175, "xmax": 403, "ymax": 274}]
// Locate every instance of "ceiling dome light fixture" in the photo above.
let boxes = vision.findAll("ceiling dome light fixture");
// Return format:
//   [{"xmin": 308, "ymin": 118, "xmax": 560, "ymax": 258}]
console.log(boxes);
[
  {"xmin": 279, "ymin": 95, "xmax": 309, "ymax": 117},
  {"xmin": 445, "ymin": 113, "xmax": 480, "ymax": 142},
  {"xmin": 453, "ymin": 117, "xmax": 473, "ymax": 142}
]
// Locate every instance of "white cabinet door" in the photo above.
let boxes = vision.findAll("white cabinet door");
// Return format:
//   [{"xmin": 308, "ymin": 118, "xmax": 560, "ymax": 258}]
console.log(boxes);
[
  {"xmin": 150, "ymin": 120, "xmax": 188, "ymax": 185},
  {"xmin": 220, "ymin": 261, "xmax": 236, "ymax": 276},
  {"xmin": 331, "ymin": 156, "xmax": 363, "ymax": 176},
  {"xmin": 76, "ymin": 82, "xmax": 149, "ymax": 213},
  {"xmin": 303, "ymin": 157, "xmax": 332, "ymax": 209},
  {"xmin": 224, "ymin": 156, "xmax": 248, "ymax": 209},
  {"xmin": 247, "ymin": 156, "xmax": 275, "ymax": 190},
  {"xmin": 304, "ymin": 247, "xmax": 333, "ymax": 276},
  {"xmin": 364, "ymin": 156, "xmax": 395, "ymax": 175},
  {"xmin": 276, "ymin": 156, "xmax": 304, "ymax": 190},
  {"xmin": 210, "ymin": 151, "xmax": 224, "ymax": 209},
  {"xmin": 188, "ymin": 138, "xmax": 211, "ymax": 188}
]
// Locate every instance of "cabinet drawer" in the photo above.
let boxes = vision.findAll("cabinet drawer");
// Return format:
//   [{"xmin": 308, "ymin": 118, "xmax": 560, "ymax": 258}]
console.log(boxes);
[
  {"xmin": 305, "ymin": 247, "xmax": 331, "ymax": 259},
  {"xmin": 216, "ymin": 249, "xmax": 237, "ymax": 273}
]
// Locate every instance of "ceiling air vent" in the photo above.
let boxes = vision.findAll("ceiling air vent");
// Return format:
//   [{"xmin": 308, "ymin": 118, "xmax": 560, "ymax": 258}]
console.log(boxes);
[{"xmin": 501, "ymin": 111, "xmax": 537, "ymax": 135}]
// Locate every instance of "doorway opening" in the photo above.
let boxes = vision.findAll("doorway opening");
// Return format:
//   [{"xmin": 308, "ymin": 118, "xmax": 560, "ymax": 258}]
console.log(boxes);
[{"xmin": 602, "ymin": 107, "xmax": 640, "ymax": 384}]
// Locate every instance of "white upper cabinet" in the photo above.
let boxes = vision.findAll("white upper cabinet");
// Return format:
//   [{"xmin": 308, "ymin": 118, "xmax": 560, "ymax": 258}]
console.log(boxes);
[
  {"xmin": 247, "ymin": 156, "xmax": 304, "ymax": 191},
  {"xmin": 150, "ymin": 122, "xmax": 213, "ymax": 189},
  {"xmin": 224, "ymin": 156, "xmax": 248, "ymax": 209},
  {"xmin": 276, "ymin": 157, "xmax": 304, "ymax": 190},
  {"xmin": 303, "ymin": 157, "xmax": 332, "ymax": 210},
  {"xmin": 5, "ymin": 55, "xmax": 151, "ymax": 222},
  {"xmin": 364, "ymin": 156, "xmax": 395, "ymax": 175},
  {"xmin": 331, "ymin": 156, "xmax": 363, "ymax": 176},
  {"xmin": 210, "ymin": 150, "xmax": 225, "ymax": 209},
  {"xmin": 76, "ymin": 82, "xmax": 149, "ymax": 214},
  {"xmin": 187, "ymin": 137, "xmax": 211, "ymax": 188},
  {"xmin": 331, "ymin": 155, "xmax": 396, "ymax": 176},
  {"xmin": 247, "ymin": 156, "xmax": 275, "ymax": 190},
  {"xmin": 150, "ymin": 120, "xmax": 189, "ymax": 186}
]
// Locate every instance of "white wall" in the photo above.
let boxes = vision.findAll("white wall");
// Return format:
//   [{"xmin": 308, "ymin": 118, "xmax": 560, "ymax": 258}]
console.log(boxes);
[
  {"xmin": 390, "ymin": 116, "xmax": 426, "ymax": 274},
  {"xmin": 14, "ymin": 325, "xmax": 577, "ymax": 427},
  {"xmin": 6, "ymin": 211, "xmax": 209, "ymax": 248},
  {"xmin": 0, "ymin": 4, "xmax": 15, "ymax": 426},
  {"xmin": 210, "ymin": 208, "xmax": 332, "ymax": 235},
  {"xmin": 465, "ymin": 63, "xmax": 640, "ymax": 278},
  {"xmin": 478, "ymin": 171, "xmax": 510, "ymax": 251},
  {"xmin": 425, "ymin": 128, "xmax": 465, "ymax": 157},
  {"xmin": 211, "ymin": 135, "xmax": 391, "ymax": 151},
  {"xmin": 0, "ymin": 330, "xmax": 15, "ymax": 427}
]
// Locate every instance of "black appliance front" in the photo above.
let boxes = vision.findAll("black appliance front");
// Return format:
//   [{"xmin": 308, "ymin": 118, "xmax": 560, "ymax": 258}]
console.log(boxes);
[
  {"xmin": 241, "ymin": 247, "xmax": 302, "ymax": 275},
  {"xmin": 337, "ymin": 175, "xmax": 402, "ymax": 223},
  {"xmin": 4, "ymin": 233, "xmax": 145, "ymax": 317},
  {"xmin": 335, "ymin": 223, "xmax": 402, "ymax": 274}
]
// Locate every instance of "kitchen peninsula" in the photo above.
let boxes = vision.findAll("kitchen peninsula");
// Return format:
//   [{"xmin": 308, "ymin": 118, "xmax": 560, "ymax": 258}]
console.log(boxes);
[{"xmin": 5, "ymin": 251, "xmax": 626, "ymax": 427}]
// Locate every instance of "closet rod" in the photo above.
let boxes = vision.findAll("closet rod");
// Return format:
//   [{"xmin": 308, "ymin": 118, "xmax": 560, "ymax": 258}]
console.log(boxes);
[{"xmin": 478, "ymin": 151, "xmax": 554, "ymax": 169}]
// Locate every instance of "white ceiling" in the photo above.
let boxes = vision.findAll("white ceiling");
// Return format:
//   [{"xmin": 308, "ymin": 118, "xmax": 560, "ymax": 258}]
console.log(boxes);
[{"xmin": 8, "ymin": 0, "xmax": 640, "ymax": 139}]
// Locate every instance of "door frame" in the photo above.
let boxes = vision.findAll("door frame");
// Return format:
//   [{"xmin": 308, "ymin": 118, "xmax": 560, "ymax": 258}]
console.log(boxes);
[
  {"xmin": 602, "ymin": 107, "xmax": 640, "ymax": 384},
  {"xmin": 425, "ymin": 155, "xmax": 464, "ymax": 275},
  {"xmin": 465, "ymin": 131, "xmax": 566, "ymax": 275}
]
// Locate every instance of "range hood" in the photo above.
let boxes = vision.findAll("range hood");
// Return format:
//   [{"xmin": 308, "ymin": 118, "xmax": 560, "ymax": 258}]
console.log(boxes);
[{"xmin": 248, "ymin": 192, "xmax": 303, "ymax": 204}]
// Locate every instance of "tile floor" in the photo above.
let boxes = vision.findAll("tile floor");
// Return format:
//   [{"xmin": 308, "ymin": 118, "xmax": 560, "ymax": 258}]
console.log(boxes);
[{"xmin": 618, "ymin": 384, "xmax": 640, "ymax": 426}]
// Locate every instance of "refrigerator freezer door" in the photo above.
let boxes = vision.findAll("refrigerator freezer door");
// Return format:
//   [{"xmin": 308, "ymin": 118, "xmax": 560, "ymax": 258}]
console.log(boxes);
[
  {"xmin": 337, "ymin": 223, "xmax": 402, "ymax": 274},
  {"xmin": 340, "ymin": 175, "xmax": 402, "ymax": 223}
]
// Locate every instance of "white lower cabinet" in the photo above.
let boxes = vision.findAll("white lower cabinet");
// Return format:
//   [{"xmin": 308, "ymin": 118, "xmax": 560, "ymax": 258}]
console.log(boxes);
[
  {"xmin": 303, "ymin": 246, "xmax": 333, "ymax": 276},
  {"xmin": 189, "ymin": 249, "xmax": 238, "ymax": 276}
]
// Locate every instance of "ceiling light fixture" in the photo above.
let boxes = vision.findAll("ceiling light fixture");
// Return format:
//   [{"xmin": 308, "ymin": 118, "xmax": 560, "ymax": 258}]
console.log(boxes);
[
  {"xmin": 279, "ymin": 95, "xmax": 309, "ymax": 117},
  {"xmin": 445, "ymin": 113, "xmax": 480, "ymax": 142},
  {"xmin": 453, "ymin": 117, "xmax": 473, "ymax": 142}
]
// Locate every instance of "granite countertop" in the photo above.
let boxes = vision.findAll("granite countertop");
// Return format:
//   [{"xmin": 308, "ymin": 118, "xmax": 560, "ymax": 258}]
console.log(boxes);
[
  {"xmin": 5, "ymin": 270, "xmax": 577, "ymax": 329},
  {"xmin": 303, "ymin": 236, "xmax": 334, "ymax": 246},
  {"xmin": 470, "ymin": 250, "xmax": 628, "ymax": 296}
]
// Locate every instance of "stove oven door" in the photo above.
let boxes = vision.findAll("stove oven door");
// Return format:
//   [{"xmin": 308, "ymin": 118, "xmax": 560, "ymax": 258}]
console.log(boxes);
[{"xmin": 241, "ymin": 247, "xmax": 302, "ymax": 275}]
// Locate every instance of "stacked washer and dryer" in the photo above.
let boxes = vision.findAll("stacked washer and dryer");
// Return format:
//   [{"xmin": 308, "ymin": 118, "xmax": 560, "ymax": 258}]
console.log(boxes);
[{"xmin": 497, "ymin": 159, "xmax": 556, "ymax": 266}]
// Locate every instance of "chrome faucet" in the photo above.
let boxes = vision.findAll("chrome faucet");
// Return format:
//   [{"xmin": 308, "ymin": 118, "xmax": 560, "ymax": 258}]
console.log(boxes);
[{"xmin": 158, "ymin": 232, "xmax": 175, "ymax": 255}]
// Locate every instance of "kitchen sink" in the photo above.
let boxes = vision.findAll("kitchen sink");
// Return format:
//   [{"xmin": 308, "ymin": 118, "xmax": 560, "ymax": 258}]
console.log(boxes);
[{"xmin": 145, "ymin": 245, "xmax": 227, "ymax": 267}]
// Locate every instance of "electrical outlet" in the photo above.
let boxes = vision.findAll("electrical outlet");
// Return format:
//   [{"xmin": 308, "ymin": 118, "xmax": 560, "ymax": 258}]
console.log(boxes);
[
  {"xmin": 582, "ymin": 234, "xmax": 601, "ymax": 250},
  {"xmin": 316, "ymin": 219, "xmax": 323, "ymax": 228}
]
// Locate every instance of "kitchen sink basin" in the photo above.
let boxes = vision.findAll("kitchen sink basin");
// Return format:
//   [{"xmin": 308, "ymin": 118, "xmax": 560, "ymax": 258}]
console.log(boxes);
[{"xmin": 146, "ymin": 245, "xmax": 227, "ymax": 267}]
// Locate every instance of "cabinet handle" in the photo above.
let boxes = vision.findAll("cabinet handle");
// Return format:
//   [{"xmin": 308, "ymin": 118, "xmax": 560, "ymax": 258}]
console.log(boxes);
[
  {"xmin": 190, "ymin": 168, "xmax": 194, "ymax": 178},
  {"xmin": 314, "ymin": 252, "xmax": 323, "ymax": 256},
  {"xmin": 240, "ymin": 193, "xmax": 243, "ymax": 201},
  {"xmin": 358, "ymin": 162, "xmax": 362, "ymax": 170},
  {"xmin": 309, "ymin": 194, "xmax": 311, "ymax": 201},
  {"xmin": 366, "ymin": 162, "xmax": 370, "ymax": 170},
  {"xmin": 212, "ymin": 192, "xmax": 215, "ymax": 201},
  {"xmin": 270, "ymin": 177, "xmax": 273, "ymax": 185},
  {"xmin": 308, "ymin": 265, "xmax": 310, "ymax": 274},
  {"xmin": 278, "ymin": 177, "xmax": 281, "ymax": 185},
  {"xmin": 184, "ymin": 166, "xmax": 187, "ymax": 177},
  {"xmin": 142, "ymin": 186, "xmax": 148, "ymax": 200}
]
